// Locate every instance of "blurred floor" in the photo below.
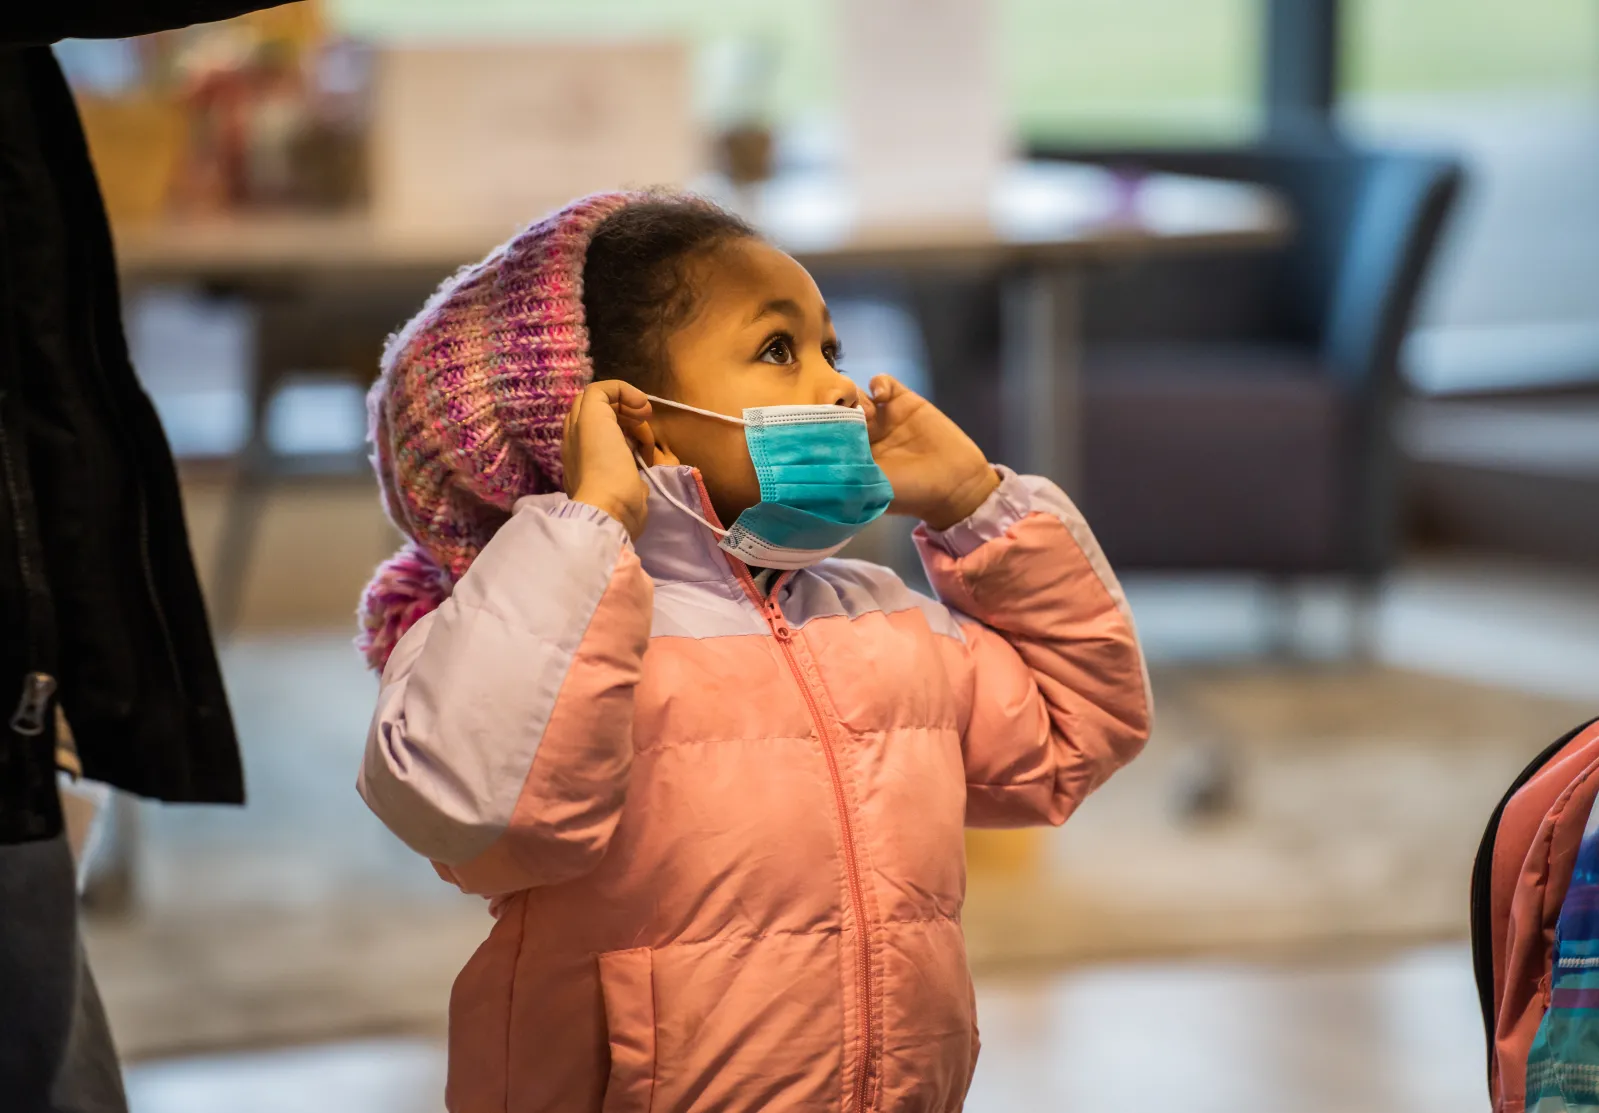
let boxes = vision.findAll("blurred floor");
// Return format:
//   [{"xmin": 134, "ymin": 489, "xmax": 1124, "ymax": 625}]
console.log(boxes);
[
  {"xmin": 123, "ymin": 944, "xmax": 1487, "ymax": 1113},
  {"xmin": 969, "ymin": 945, "xmax": 1486, "ymax": 1113}
]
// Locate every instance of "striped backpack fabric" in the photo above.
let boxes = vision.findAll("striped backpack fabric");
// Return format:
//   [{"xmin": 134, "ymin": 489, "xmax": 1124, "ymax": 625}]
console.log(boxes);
[{"xmin": 1474, "ymin": 717, "xmax": 1599, "ymax": 1112}]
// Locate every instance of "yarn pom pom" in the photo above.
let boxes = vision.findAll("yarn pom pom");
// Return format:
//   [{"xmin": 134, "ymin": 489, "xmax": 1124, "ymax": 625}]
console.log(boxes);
[{"xmin": 356, "ymin": 541, "xmax": 456, "ymax": 672}]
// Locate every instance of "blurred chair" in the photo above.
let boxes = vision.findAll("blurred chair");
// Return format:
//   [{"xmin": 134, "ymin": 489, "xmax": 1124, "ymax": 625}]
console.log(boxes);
[{"xmin": 1034, "ymin": 141, "xmax": 1463, "ymax": 648}]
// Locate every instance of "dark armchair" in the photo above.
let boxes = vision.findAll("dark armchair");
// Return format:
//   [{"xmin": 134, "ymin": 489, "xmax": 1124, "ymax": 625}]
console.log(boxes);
[{"xmin": 1035, "ymin": 141, "xmax": 1464, "ymax": 587}]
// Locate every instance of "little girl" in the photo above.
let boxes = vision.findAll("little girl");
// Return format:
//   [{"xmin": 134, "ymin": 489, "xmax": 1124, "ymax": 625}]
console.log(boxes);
[{"xmin": 357, "ymin": 192, "xmax": 1150, "ymax": 1113}]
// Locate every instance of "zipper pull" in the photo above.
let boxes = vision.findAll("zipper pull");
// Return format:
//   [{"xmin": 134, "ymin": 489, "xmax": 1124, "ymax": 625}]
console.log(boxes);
[
  {"xmin": 10, "ymin": 672, "xmax": 57, "ymax": 737},
  {"xmin": 766, "ymin": 599, "xmax": 793, "ymax": 640}
]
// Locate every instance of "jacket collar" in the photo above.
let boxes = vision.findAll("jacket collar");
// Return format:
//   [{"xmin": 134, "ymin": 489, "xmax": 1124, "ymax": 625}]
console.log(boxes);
[{"xmin": 632, "ymin": 466, "xmax": 748, "ymax": 588}]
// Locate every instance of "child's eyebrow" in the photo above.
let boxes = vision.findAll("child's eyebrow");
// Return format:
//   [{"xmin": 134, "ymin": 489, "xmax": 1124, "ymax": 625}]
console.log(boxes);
[{"xmin": 746, "ymin": 298, "xmax": 810, "ymax": 327}]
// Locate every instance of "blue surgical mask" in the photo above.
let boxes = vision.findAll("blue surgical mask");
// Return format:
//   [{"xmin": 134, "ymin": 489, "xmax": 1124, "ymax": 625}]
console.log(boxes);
[{"xmin": 637, "ymin": 395, "xmax": 894, "ymax": 569}]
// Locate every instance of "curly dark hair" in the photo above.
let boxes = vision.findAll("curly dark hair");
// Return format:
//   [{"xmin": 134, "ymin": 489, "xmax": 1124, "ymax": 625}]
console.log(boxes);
[{"xmin": 581, "ymin": 195, "xmax": 758, "ymax": 392}]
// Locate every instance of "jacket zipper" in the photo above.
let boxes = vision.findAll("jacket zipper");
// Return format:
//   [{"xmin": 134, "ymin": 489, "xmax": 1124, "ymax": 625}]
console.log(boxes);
[
  {"xmin": 742, "ymin": 567, "xmax": 874, "ymax": 1111},
  {"xmin": 689, "ymin": 460, "xmax": 874, "ymax": 1111},
  {"xmin": 10, "ymin": 671, "xmax": 56, "ymax": 737},
  {"xmin": 0, "ymin": 393, "xmax": 57, "ymax": 736}
]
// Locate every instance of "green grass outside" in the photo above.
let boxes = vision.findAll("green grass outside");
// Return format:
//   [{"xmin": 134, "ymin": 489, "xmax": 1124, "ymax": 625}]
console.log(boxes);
[{"xmin": 331, "ymin": 0, "xmax": 1598, "ymax": 140}]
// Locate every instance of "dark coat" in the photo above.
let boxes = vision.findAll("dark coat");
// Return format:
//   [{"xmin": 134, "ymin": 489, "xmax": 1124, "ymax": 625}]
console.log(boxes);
[{"xmin": 1, "ymin": 5, "xmax": 273, "ymax": 843}]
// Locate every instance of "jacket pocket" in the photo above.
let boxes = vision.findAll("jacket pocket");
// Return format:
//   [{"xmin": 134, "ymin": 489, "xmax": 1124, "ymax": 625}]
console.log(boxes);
[{"xmin": 598, "ymin": 947, "xmax": 655, "ymax": 1113}]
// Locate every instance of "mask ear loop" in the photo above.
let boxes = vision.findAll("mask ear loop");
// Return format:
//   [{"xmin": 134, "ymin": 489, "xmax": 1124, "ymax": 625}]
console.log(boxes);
[
  {"xmin": 631, "ymin": 450, "xmax": 730, "ymax": 538},
  {"xmin": 643, "ymin": 394, "xmax": 749, "ymax": 427},
  {"xmin": 632, "ymin": 395, "xmax": 748, "ymax": 537}
]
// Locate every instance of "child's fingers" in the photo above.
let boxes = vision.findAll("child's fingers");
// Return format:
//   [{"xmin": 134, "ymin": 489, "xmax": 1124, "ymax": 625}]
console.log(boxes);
[
  {"xmin": 869, "ymin": 374, "xmax": 919, "ymax": 404},
  {"xmin": 627, "ymin": 419, "xmax": 658, "ymax": 467},
  {"xmin": 863, "ymin": 375, "xmax": 909, "ymax": 441},
  {"xmin": 560, "ymin": 392, "xmax": 584, "ymax": 493},
  {"xmin": 589, "ymin": 379, "xmax": 652, "ymax": 420},
  {"xmin": 563, "ymin": 389, "xmax": 585, "ymax": 447},
  {"xmin": 574, "ymin": 383, "xmax": 659, "ymax": 470},
  {"xmin": 612, "ymin": 380, "xmax": 651, "ymax": 410},
  {"xmin": 576, "ymin": 383, "xmax": 636, "ymax": 435},
  {"xmin": 859, "ymin": 393, "xmax": 890, "ymax": 443},
  {"xmin": 616, "ymin": 400, "xmax": 657, "ymax": 452},
  {"xmin": 868, "ymin": 374, "xmax": 898, "ymax": 403},
  {"xmin": 586, "ymin": 379, "xmax": 632, "ymax": 402},
  {"xmin": 574, "ymin": 385, "xmax": 633, "ymax": 462},
  {"xmin": 857, "ymin": 389, "xmax": 878, "ymax": 422},
  {"xmin": 616, "ymin": 406, "xmax": 654, "ymax": 433},
  {"xmin": 616, "ymin": 400, "xmax": 653, "ymax": 424}
]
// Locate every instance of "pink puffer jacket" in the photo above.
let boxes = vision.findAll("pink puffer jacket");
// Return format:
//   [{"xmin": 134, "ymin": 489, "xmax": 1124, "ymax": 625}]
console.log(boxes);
[{"xmin": 359, "ymin": 465, "xmax": 1151, "ymax": 1113}]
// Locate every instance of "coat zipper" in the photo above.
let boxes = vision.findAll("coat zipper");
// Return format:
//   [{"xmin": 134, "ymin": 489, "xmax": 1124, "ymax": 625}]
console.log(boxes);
[
  {"xmin": 0, "ymin": 392, "xmax": 57, "ymax": 736},
  {"xmin": 10, "ymin": 671, "xmax": 56, "ymax": 737},
  {"xmin": 741, "ymin": 566, "xmax": 874, "ymax": 1111},
  {"xmin": 689, "ymin": 463, "xmax": 875, "ymax": 1111}
]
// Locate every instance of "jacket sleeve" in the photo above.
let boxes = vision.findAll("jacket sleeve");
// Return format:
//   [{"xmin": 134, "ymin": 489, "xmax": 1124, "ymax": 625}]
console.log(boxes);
[
  {"xmin": 2, "ymin": 3, "xmax": 274, "ymax": 45},
  {"xmin": 915, "ymin": 467, "xmax": 1151, "ymax": 828},
  {"xmin": 359, "ymin": 498, "xmax": 653, "ymax": 897}
]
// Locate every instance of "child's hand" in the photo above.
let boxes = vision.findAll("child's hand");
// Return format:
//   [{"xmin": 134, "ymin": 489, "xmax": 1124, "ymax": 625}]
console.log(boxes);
[
  {"xmin": 861, "ymin": 375, "xmax": 1000, "ymax": 530},
  {"xmin": 563, "ymin": 381, "xmax": 658, "ymax": 540}
]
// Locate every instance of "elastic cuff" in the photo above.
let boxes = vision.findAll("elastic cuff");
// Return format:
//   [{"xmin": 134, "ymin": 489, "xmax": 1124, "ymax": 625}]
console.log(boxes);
[
  {"xmin": 512, "ymin": 494, "xmax": 632, "ymax": 547},
  {"xmin": 550, "ymin": 499, "xmax": 633, "ymax": 547},
  {"xmin": 547, "ymin": 499, "xmax": 617, "ymax": 525},
  {"xmin": 918, "ymin": 466, "xmax": 1033, "ymax": 558}
]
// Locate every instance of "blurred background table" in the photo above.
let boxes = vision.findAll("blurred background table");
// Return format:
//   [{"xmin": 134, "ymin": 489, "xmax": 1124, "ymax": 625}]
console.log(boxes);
[
  {"xmin": 116, "ymin": 162, "xmax": 1289, "ymax": 282},
  {"xmin": 115, "ymin": 161, "xmax": 1288, "ymax": 629}
]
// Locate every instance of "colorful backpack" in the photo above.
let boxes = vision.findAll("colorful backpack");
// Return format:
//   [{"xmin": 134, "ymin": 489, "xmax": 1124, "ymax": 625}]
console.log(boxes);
[{"xmin": 1474, "ymin": 717, "xmax": 1599, "ymax": 1112}]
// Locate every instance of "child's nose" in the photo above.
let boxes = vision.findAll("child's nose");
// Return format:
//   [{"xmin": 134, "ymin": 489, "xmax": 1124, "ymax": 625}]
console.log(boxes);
[{"xmin": 829, "ymin": 375, "xmax": 862, "ymax": 409}]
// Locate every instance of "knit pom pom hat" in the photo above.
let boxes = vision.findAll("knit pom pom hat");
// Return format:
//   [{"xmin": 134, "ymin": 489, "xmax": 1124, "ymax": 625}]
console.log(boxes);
[{"xmin": 358, "ymin": 191, "xmax": 636, "ymax": 671}]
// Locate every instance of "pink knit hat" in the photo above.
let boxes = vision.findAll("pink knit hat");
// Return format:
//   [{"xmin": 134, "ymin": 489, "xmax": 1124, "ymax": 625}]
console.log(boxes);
[{"xmin": 358, "ymin": 191, "xmax": 636, "ymax": 671}]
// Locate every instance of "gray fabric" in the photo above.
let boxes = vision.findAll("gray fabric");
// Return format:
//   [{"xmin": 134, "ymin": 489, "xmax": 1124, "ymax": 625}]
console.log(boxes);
[{"xmin": 0, "ymin": 835, "xmax": 128, "ymax": 1113}]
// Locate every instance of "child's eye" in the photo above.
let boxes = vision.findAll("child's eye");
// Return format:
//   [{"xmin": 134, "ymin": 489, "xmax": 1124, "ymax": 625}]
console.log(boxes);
[
  {"xmin": 759, "ymin": 335, "xmax": 795, "ymax": 365},
  {"xmin": 823, "ymin": 343, "xmax": 843, "ymax": 369}
]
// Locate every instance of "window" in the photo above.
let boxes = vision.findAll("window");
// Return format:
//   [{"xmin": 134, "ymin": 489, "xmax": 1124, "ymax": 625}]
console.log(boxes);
[
  {"xmin": 1341, "ymin": 0, "xmax": 1599, "ymax": 391},
  {"xmin": 1344, "ymin": 0, "xmax": 1597, "ymax": 96},
  {"xmin": 1002, "ymin": 0, "xmax": 1262, "ymax": 143},
  {"xmin": 331, "ymin": 0, "xmax": 1262, "ymax": 143},
  {"xmin": 330, "ymin": 0, "xmax": 835, "ymax": 134}
]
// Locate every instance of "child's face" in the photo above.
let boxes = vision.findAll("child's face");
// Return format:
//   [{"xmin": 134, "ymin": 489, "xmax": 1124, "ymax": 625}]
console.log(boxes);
[{"xmin": 649, "ymin": 238, "xmax": 860, "ymax": 527}]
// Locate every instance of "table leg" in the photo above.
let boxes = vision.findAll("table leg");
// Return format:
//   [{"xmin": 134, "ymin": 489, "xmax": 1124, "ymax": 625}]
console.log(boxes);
[
  {"xmin": 208, "ymin": 297, "xmax": 284, "ymax": 636},
  {"xmin": 1000, "ymin": 266, "xmax": 1083, "ymax": 491}
]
